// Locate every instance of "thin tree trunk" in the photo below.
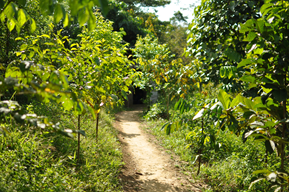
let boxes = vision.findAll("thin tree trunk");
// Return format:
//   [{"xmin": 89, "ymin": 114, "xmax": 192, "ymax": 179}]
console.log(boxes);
[
  {"xmin": 96, "ymin": 112, "xmax": 99, "ymax": 143},
  {"xmin": 77, "ymin": 114, "xmax": 81, "ymax": 164},
  {"xmin": 197, "ymin": 117, "xmax": 204, "ymax": 176},
  {"xmin": 197, "ymin": 149, "xmax": 201, "ymax": 175},
  {"xmin": 167, "ymin": 92, "xmax": 170, "ymax": 119}
]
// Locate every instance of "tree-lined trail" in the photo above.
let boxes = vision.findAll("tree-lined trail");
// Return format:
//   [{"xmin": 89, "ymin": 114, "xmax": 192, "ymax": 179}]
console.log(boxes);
[{"xmin": 114, "ymin": 105, "xmax": 204, "ymax": 192}]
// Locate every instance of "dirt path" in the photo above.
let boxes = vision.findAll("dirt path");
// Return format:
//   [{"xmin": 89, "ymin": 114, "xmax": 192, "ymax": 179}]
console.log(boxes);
[{"xmin": 114, "ymin": 105, "xmax": 203, "ymax": 192}]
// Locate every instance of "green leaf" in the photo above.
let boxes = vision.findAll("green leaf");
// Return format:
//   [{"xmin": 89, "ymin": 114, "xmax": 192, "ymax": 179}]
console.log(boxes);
[
  {"xmin": 165, "ymin": 123, "xmax": 172, "ymax": 135},
  {"xmin": 20, "ymin": 43, "xmax": 27, "ymax": 51},
  {"xmin": 240, "ymin": 19, "xmax": 255, "ymax": 33},
  {"xmin": 87, "ymin": 11, "xmax": 96, "ymax": 31},
  {"xmin": 238, "ymin": 59, "xmax": 254, "ymax": 68},
  {"xmin": 17, "ymin": 8, "xmax": 28, "ymax": 29},
  {"xmin": 218, "ymin": 90, "xmax": 231, "ymax": 109},
  {"xmin": 62, "ymin": 96, "xmax": 74, "ymax": 111},
  {"xmin": 174, "ymin": 98, "xmax": 182, "ymax": 110},
  {"xmin": 121, "ymin": 90, "xmax": 128, "ymax": 101},
  {"xmin": 54, "ymin": 4, "xmax": 64, "ymax": 24},
  {"xmin": 243, "ymin": 32, "xmax": 257, "ymax": 42},
  {"xmin": 160, "ymin": 122, "xmax": 170, "ymax": 131},
  {"xmin": 180, "ymin": 102, "xmax": 185, "ymax": 114},
  {"xmin": 21, "ymin": 54, "xmax": 26, "ymax": 60},
  {"xmin": 4, "ymin": 2, "xmax": 17, "ymax": 19},
  {"xmin": 254, "ymin": 48, "xmax": 263, "ymax": 55},
  {"xmin": 30, "ymin": 18, "xmax": 36, "ymax": 33},
  {"xmin": 75, "ymin": 130, "xmax": 86, "ymax": 137},
  {"xmin": 220, "ymin": 66, "xmax": 236, "ymax": 79},
  {"xmin": 220, "ymin": 66, "xmax": 226, "ymax": 78},
  {"xmin": 256, "ymin": 18, "xmax": 264, "ymax": 33},
  {"xmin": 63, "ymin": 12, "xmax": 69, "ymax": 27},
  {"xmin": 260, "ymin": 3, "xmax": 273, "ymax": 16},
  {"xmin": 253, "ymin": 169, "xmax": 271, "ymax": 175},
  {"xmin": 0, "ymin": 12, "xmax": 5, "ymax": 23},
  {"xmin": 78, "ymin": 7, "xmax": 89, "ymax": 26},
  {"xmin": 230, "ymin": 94, "xmax": 243, "ymax": 108},
  {"xmin": 7, "ymin": 18, "xmax": 16, "ymax": 31},
  {"xmin": 240, "ymin": 75, "xmax": 256, "ymax": 83}
]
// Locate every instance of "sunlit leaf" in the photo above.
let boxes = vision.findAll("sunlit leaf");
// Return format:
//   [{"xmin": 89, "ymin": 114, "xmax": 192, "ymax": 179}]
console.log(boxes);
[
  {"xmin": 63, "ymin": 12, "xmax": 69, "ymax": 27},
  {"xmin": 193, "ymin": 108, "xmax": 205, "ymax": 120},
  {"xmin": 243, "ymin": 32, "xmax": 257, "ymax": 42},
  {"xmin": 54, "ymin": 4, "xmax": 64, "ymax": 23},
  {"xmin": 30, "ymin": 18, "xmax": 36, "ymax": 33},
  {"xmin": 249, "ymin": 178, "xmax": 265, "ymax": 190},
  {"xmin": 78, "ymin": 7, "xmax": 88, "ymax": 26},
  {"xmin": 218, "ymin": 90, "xmax": 231, "ymax": 109},
  {"xmin": 7, "ymin": 18, "xmax": 16, "ymax": 31}
]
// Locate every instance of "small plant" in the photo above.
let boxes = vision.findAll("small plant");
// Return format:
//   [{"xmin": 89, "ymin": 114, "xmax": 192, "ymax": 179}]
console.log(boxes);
[{"xmin": 144, "ymin": 103, "xmax": 167, "ymax": 120}]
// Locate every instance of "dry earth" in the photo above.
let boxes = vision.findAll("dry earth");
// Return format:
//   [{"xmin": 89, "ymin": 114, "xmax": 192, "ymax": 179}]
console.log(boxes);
[{"xmin": 114, "ymin": 105, "xmax": 205, "ymax": 192}]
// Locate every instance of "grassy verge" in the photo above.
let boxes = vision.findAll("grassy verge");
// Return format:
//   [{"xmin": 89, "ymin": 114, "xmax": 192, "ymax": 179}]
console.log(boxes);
[
  {"xmin": 143, "ymin": 118, "xmax": 276, "ymax": 192},
  {"xmin": 0, "ymin": 101, "xmax": 123, "ymax": 191},
  {"xmin": 141, "ymin": 83, "xmax": 284, "ymax": 192}
]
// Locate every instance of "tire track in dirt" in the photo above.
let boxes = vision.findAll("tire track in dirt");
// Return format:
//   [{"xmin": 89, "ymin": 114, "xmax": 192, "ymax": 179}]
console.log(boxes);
[{"xmin": 114, "ymin": 105, "xmax": 203, "ymax": 192}]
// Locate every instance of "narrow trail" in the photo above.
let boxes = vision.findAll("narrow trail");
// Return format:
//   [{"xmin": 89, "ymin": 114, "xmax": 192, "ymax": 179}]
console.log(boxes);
[{"xmin": 114, "ymin": 105, "xmax": 203, "ymax": 192}]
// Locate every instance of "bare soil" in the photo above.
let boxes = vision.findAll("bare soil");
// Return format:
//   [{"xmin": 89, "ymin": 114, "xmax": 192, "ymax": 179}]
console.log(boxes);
[{"xmin": 114, "ymin": 105, "xmax": 204, "ymax": 192}]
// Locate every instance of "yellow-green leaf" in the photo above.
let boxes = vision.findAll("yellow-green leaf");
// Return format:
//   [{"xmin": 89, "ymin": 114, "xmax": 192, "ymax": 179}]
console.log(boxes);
[
  {"xmin": 63, "ymin": 12, "xmax": 69, "ymax": 27},
  {"xmin": 54, "ymin": 4, "xmax": 64, "ymax": 23},
  {"xmin": 4, "ymin": 2, "xmax": 17, "ymax": 19},
  {"xmin": 7, "ymin": 18, "xmax": 16, "ymax": 31},
  {"xmin": 17, "ymin": 9, "xmax": 27, "ymax": 29},
  {"xmin": 78, "ymin": 7, "xmax": 88, "ymax": 26},
  {"xmin": 30, "ymin": 18, "xmax": 36, "ymax": 33}
]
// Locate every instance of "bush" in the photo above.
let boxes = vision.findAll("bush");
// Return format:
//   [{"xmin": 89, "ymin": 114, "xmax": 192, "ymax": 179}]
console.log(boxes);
[{"xmin": 144, "ymin": 102, "xmax": 168, "ymax": 120}]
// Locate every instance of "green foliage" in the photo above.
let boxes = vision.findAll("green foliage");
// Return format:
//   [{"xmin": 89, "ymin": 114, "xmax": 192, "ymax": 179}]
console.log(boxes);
[
  {"xmin": 105, "ymin": 1, "xmax": 149, "ymax": 45},
  {"xmin": 144, "ymin": 102, "xmax": 167, "ymax": 120},
  {"xmin": 183, "ymin": 0, "xmax": 289, "ymax": 191},
  {"xmin": 159, "ymin": 23, "xmax": 190, "ymax": 63},
  {"xmin": 133, "ymin": 34, "xmax": 197, "ymax": 115},
  {"xmin": 186, "ymin": 0, "xmax": 264, "ymax": 92},
  {"xmin": 1, "ymin": 10, "xmax": 134, "ymax": 136},
  {"xmin": 0, "ymin": 101, "xmax": 123, "ymax": 191},
  {"xmin": 144, "ymin": 84, "xmax": 285, "ymax": 191},
  {"xmin": 0, "ymin": 0, "xmax": 109, "ymax": 33}
]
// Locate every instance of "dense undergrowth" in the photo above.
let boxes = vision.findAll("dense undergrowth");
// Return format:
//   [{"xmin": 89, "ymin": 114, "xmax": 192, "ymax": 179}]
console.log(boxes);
[
  {"xmin": 142, "ymin": 83, "xmax": 288, "ymax": 192},
  {"xmin": 0, "ymin": 100, "xmax": 123, "ymax": 191}
]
